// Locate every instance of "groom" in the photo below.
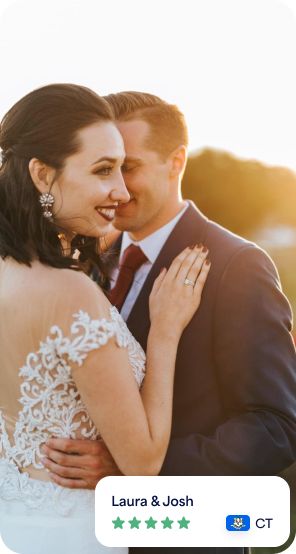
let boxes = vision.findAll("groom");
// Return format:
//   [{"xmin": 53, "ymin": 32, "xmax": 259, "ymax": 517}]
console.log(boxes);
[{"xmin": 43, "ymin": 92, "xmax": 296, "ymax": 553}]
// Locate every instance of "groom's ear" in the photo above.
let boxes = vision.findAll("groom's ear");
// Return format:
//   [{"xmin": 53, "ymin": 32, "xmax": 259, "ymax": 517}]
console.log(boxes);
[{"xmin": 168, "ymin": 145, "xmax": 187, "ymax": 179}]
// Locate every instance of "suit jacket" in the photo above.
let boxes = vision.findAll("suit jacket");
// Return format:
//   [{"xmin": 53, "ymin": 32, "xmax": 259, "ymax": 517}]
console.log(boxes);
[{"xmin": 115, "ymin": 202, "xmax": 296, "ymax": 554}]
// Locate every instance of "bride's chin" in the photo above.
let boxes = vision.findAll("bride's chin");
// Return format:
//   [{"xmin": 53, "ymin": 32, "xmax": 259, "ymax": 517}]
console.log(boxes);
[{"xmin": 85, "ymin": 222, "xmax": 114, "ymax": 238}]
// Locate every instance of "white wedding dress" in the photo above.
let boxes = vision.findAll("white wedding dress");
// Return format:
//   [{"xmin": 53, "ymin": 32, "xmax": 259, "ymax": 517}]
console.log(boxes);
[{"xmin": 0, "ymin": 260, "xmax": 146, "ymax": 554}]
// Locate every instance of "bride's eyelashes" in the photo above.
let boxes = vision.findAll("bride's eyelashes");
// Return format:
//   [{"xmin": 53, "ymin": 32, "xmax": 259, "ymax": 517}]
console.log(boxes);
[{"xmin": 93, "ymin": 166, "xmax": 114, "ymax": 176}]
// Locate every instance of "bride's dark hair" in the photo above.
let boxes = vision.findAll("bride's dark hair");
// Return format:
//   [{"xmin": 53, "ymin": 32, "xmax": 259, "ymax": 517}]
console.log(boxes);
[{"xmin": 0, "ymin": 83, "xmax": 114, "ymax": 280}]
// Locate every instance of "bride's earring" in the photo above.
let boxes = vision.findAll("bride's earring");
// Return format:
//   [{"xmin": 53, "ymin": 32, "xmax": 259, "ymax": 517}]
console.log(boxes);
[{"xmin": 39, "ymin": 192, "xmax": 55, "ymax": 219}]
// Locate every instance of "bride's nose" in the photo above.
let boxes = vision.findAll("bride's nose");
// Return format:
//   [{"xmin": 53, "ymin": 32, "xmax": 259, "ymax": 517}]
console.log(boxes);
[{"xmin": 110, "ymin": 172, "xmax": 130, "ymax": 204}]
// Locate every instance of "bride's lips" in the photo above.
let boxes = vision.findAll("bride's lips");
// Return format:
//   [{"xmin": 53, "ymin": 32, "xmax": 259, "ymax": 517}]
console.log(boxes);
[{"xmin": 95, "ymin": 205, "xmax": 117, "ymax": 222}]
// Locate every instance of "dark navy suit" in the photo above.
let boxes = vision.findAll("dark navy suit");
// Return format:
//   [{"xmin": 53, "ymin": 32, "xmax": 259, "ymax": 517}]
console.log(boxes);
[{"xmin": 116, "ymin": 202, "xmax": 296, "ymax": 554}]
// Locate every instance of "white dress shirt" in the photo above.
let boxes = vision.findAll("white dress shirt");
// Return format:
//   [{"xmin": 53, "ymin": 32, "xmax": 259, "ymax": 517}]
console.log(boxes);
[{"xmin": 110, "ymin": 203, "xmax": 189, "ymax": 321}]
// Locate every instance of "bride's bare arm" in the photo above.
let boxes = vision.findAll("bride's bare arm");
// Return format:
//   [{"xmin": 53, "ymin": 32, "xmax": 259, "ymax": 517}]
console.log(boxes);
[
  {"xmin": 42, "ymin": 245, "xmax": 210, "ymax": 481},
  {"xmin": 70, "ymin": 326, "xmax": 177, "ymax": 476}
]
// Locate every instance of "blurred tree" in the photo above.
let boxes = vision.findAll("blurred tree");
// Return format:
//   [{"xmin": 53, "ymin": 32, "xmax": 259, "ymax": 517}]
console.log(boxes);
[{"xmin": 182, "ymin": 148, "xmax": 296, "ymax": 237}]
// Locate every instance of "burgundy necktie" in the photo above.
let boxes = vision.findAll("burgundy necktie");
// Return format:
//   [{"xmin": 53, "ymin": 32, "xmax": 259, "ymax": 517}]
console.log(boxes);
[{"xmin": 110, "ymin": 244, "xmax": 148, "ymax": 311}]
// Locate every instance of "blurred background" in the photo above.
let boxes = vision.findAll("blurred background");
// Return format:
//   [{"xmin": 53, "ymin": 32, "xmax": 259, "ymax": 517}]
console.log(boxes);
[{"xmin": 182, "ymin": 149, "xmax": 296, "ymax": 333}]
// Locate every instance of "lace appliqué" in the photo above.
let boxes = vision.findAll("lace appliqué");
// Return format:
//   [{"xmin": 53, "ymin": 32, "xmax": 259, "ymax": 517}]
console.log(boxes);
[
  {"xmin": 0, "ymin": 459, "xmax": 94, "ymax": 516},
  {"xmin": 0, "ymin": 306, "xmax": 146, "ymax": 475}
]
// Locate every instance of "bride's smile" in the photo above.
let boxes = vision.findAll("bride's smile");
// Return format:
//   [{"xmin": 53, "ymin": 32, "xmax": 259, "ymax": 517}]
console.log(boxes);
[{"xmin": 29, "ymin": 121, "xmax": 130, "ymax": 239}]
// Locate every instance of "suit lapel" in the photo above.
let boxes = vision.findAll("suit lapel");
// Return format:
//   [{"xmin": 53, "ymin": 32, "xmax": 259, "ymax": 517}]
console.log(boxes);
[{"xmin": 126, "ymin": 202, "xmax": 209, "ymax": 349}]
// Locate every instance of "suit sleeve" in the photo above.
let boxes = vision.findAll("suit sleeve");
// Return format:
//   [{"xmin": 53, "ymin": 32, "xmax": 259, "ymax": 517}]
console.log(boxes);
[{"xmin": 161, "ymin": 245, "xmax": 296, "ymax": 475}]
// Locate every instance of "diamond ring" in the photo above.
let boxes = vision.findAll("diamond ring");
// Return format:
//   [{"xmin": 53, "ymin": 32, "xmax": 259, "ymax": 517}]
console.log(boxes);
[{"xmin": 184, "ymin": 278, "xmax": 195, "ymax": 287}]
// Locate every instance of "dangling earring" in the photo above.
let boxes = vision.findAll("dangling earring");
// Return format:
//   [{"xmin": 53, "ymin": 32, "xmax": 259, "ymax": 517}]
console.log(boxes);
[{"xmin": 39, "ymin": 192, "xmax": 54, "ymax": 219}]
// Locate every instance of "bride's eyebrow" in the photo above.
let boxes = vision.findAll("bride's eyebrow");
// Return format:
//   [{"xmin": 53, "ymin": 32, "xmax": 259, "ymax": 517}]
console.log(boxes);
[{"xmin": 91, "ymin": 157, "xmax": 118, "ymax": 165}]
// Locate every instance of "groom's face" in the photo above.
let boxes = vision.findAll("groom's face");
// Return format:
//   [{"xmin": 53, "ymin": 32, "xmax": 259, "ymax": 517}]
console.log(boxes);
[{"xmin": 113, "ymin": 119, "xmax": 174, "ymax": 240}]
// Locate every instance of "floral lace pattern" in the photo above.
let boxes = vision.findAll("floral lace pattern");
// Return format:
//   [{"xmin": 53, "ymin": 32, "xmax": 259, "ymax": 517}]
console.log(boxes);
[
  {"xmin": 0, "ymin": 459, "xmax": 94, "ymax": 516},
  {"xmin": 0, "ymin": 306, "xmax": 146, "ymax": 506}
]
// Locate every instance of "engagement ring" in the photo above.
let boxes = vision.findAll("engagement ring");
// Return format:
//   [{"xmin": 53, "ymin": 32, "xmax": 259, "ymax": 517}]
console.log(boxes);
[{"xmin": 184, "ymin": 278, "xmax": 195, "ymax": 287}]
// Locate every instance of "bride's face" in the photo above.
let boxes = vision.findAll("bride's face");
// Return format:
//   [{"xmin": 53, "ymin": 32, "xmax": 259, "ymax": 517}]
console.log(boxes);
[{"xmin": 50, "ymin": 121, "xmax": 129, "ymax": 238}]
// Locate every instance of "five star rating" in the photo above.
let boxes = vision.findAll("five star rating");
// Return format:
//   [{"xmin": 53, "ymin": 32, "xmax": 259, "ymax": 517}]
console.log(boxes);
[
  {"xmin": 112, "ymin": 516, "xmax": 190, "ymax": 529},
  {"xmin": 96, "ymin": 476, "xmax": 290, "ymax": 547}
]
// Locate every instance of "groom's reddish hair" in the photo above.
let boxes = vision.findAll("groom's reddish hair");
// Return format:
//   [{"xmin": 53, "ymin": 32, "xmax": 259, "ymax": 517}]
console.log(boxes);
[{"xmin": 104, "ymin": 91, "xmax": 188, "ymax": 161}]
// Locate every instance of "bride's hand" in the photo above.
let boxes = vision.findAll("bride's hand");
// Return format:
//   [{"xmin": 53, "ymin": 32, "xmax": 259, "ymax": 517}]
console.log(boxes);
[{"xmin": 149, "ymin": 245, "xmax": 210, "ymax": 339}]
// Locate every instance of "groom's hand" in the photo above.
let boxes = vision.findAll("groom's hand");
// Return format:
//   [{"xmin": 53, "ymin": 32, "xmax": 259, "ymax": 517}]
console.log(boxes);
[{"xmin": 40, "ymin": 438, "xmax": 122, "ymax": 489}]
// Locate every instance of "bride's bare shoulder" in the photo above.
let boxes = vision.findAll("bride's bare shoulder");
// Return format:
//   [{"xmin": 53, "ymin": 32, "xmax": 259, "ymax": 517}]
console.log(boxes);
[
  {"xmin": 1, "ymin": 259, "xmax": 111, "ymax": 319},
  {"xmin": 40, "ymin": 264, "xmax": 109, "ymax": 310},
  {"xmin": 44, "ymin": 264, "xmax": 100, "ymax": 294},
  {"xmin": 0, "ymin": 259, "xmax": 113, "ymax": 347}
]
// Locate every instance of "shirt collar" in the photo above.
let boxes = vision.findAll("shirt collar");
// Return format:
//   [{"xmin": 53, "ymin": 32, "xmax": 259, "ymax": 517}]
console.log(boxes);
[{"xmin": 120, "ymin": 202, "xmax": 189, "ymax": 264}]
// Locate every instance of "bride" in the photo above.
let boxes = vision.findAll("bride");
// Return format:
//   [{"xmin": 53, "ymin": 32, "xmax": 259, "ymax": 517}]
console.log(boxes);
[{"xmin": 0, "ymin": 84, "xmax": 210, "ymax": 554}]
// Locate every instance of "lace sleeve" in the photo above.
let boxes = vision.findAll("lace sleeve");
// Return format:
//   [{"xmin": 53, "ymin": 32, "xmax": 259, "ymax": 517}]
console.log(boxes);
[
  {"xmin": 31, "ymin": 306, "xmax": 146, "ymax": 386},
  {"xmin": 50, "ymin": 310, "xmax": 119, "ymax": 366},
  {"xmin": 0, "ymin": 271, "xmax": 145, "ymax": 474}
]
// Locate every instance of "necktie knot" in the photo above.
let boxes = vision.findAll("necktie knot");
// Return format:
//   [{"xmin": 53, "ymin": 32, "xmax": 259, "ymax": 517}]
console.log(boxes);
[
  {"xmin": 120, "ymin": 244, "xmax": 147, "ymax": 272},
  {"xmin": 110, "ymin": 244, "xmax": 148, "ymax": 311}
]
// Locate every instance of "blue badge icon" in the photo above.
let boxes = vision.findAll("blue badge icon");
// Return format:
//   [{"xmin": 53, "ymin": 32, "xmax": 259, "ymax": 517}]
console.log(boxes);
[{"xmin": 226, "ymin": 515, "xmax": 250, "ymax": 531}]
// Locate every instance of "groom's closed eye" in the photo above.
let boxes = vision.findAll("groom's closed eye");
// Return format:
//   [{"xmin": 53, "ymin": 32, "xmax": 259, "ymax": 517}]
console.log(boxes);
[
  {"xmin": 121, "ymin": 157, "xmax": 142, "ymax": 173},
  {"xmin": 121, "ymin": 164, "xmax": 137, "ymax": 173}
]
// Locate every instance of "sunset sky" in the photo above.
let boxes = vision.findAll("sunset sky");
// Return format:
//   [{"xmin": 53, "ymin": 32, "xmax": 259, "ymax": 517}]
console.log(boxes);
[{"xmin": 0, "ymin": 0, "xmax": 296, "ymax": 168}]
